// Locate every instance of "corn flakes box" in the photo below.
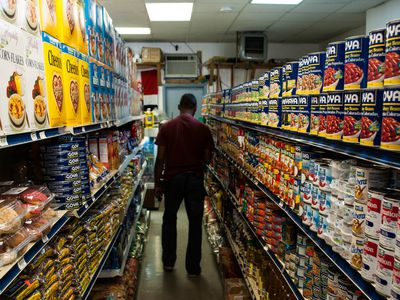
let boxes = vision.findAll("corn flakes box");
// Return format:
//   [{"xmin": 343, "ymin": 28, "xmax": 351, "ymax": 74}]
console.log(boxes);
[
  {"xmin": 42, "ymin": 33, "xmax": 64, "ymax": 127},
  {"xmin": 0, "ymin": 20, "xmax": 30, "ymax": 134},
  {"xmin": 56, "ymin": 0, "xmax": 78, "ymax": 49},
  {"xmin": 76, "ymin": 0, "xmax": 87, "ymax": 55},
  {"xmin": 39, "ymin": 0, "xmax": 58, "ymax": 39},
  {"xmin": 24, "ymin": 31, "xmax": 49, "ymax": 130},
  {"xmin": 78, "ymin": 52, "xmax": 91, "ymax": 124},
  {"xmin": 18, "ymin": 0, "xmax": 40, "ymax": 35},
  {"xmin": 89, "ymin": 61, "xmax": 101, "ymax": 123},
  {"xmin": 0, "ymin": 0, "xmax": 19, "ymax": 24},
  {"xmin": 61, "ymin": 43, "xmax": 80, "ymax": 126},
  {"xmin": 84, "ymin": 0, "xmax": 96, "ymax": 59}
]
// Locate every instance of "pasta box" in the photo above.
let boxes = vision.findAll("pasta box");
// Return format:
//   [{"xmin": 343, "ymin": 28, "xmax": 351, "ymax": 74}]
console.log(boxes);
[{"xmin": 298, "ymin": 95, "xmax": 311, "ymax": 133}]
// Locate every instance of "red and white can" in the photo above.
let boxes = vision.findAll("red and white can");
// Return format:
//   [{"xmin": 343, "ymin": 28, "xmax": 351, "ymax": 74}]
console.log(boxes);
[
  {"xmin": 380, "ymin": 193, "xmax": 400, "ymax": 250},
  {"xmin": 361, "ymin": 237, "xmax": 379, "ymax": 282},
  {"xmin": 366, "ymin": 189, "xmax": 385, "ymax": 238},
  {"xmin": 376, "ymin": 246, "xmax": 395, "ymax": 297}
]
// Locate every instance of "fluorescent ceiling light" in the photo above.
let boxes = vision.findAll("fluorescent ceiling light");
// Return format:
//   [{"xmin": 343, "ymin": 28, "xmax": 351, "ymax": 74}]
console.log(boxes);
[
  {"xmin": 145, "ymin": 3, "xmax": 193, "ymax": 21},
  {"xmin": 251, "ymin": 0, "xmax": 303, "ymax": 4},
  {"xmin": 116, "ymin": 27, "xmax": 151, "ymax": 35}
]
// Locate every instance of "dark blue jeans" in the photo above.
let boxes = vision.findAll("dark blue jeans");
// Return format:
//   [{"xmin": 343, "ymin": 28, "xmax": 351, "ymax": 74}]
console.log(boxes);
[{"xmin": 162, "ymin": 172, "xmax": 205, "ymax": 274}]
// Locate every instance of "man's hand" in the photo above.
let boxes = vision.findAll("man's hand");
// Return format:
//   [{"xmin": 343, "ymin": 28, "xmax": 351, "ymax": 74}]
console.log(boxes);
[{"xmin": 155, "ymin": 184, "xmax": 165, "ymax": 201}]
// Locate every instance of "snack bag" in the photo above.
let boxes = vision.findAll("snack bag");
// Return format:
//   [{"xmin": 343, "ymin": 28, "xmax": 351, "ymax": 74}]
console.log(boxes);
[
  {"xmin": 0, "ymin": 20, "xmax": 30, "ymax": 134},
  {"xmin": 56, "ymin": 0, "xmax": 78, "ymax": 48},
  {"xmin": 39, "ymin": 0, "xmax": 58, "ymax": 39},
  {"xmin": 78, "ymin": 52, "xmax": 91, "ymax": 124},
  {"xmin": 19, "ymin": 0, "xmax": 40, "ymax": 35},
  {"xmin": 61, "ymin": 44, "xmax": 80, "ymax": 126}
]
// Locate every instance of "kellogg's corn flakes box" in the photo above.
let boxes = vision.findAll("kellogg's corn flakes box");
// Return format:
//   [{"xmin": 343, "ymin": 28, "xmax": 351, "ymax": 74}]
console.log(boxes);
[
  {"xmin": 0, "ymin": 20, "xmax": 30, "ymax": 134},
  {"xmin": 42, "ymin": 32, "xmax": 64, "ymax": 127},
  {"xmin": 61, "ymin": 43, "xmax": 80, "ymax": 126},
  {"xmin": 24, "ymin": 31, "xmax": 49, "ymax": 130},
  {"xmin": 56, "ymin": 0, "xmax": 78, "ymax": 49},
  {"xmin": 84, "ymin": 0, "xmax": 96, "ymax": 59},
  {"xmin": 78, "ymin": 52, "xmax": 91, "ymax": 124},
  {"xmin": 18, "ymin": 0, "xmax": 40, "ymax": 35},
  {"xmin": 76, "ymin": 0, "xmax": 88, "ymax": 55},
  {"xmin": 89, "ymin": 61, "xmax": 101, "ymax": 123},
  {"xmin": 39, "ymin": 0, "xmax": 58, "ymax": 39},
  {"xmin": 0, "ymin": 0, "xmax": 19, "ymax": 24}
]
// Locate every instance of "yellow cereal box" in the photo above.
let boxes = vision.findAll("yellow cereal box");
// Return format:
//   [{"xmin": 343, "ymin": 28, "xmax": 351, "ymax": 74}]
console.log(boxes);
[
  {"xmin": 0, "ymin": 20, "xmax": 30, "ymax": 134},
  {"xmin": 24, "ymin": 31, "xmax": 49, "ymax": 130},
  {"xmin": 39, "ymin": 0, "xmax": 58, "ymax": 39},
  {"xmin": 42, "ymin": 32, "xmax": 64, "ymax": 127},
  {"xmin": 56, "ymin": 0, "xmax": 78, "ymax": 49},
  {"xmin": 61, "ymin": 43, "xmax": 80, "ymax": 126},
  {"xmin": 78, "ymin": 53, "xmax": 91, "ymax": 124},
  {"xmin": 76, "ymin": 0, "xmax": 88, "ymax": 55}
]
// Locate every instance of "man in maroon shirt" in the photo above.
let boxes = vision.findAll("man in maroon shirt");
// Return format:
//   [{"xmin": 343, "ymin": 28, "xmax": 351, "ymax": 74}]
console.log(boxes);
[{"xmin": 155, "ymin": 93, "xmax": 214, "ymax": 277}]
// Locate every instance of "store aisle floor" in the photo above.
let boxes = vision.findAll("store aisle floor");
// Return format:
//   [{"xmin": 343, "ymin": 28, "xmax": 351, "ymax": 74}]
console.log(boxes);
[{"xmin": 137, "ymin": 203, "xmax": 224, "ymax": 300}]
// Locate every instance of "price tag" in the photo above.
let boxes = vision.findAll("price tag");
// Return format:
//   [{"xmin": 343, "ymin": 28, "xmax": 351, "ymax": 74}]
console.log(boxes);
[
  {"xmin": 0, "ymin": 136, "xmax": 8, "ymax": 147},
  {"xmin": 31, "ymin": 133, "xmax": 38, "ymax": 141},
  {"xmin": 84, "ymin": 203, "xmax": 89, "ymax": 209},
  {"xmin": 39, "ymin": 131, "xmax": 46, "ymax": 139},
  {"xmin": 42, "ymin": 235, "xmax": 49, "ymax": 243},
  {"xmin": 279, "ymin": 202, "xmax": 284, "ymax": 208},
  {"xmin": 82, "ymin": 127, "xmax": 86, "ymax": 132},
  {"xmin": 18, "ymin": 258, "xmax": 27, "ymax": 270}
]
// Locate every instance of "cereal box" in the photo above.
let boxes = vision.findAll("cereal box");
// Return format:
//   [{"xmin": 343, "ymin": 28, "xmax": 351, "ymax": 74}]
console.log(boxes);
[
  {"xmin": 18, "ymin": 0, "xmax": 40, "ymax": 35},
  {"xmin": 96, "ymin": 2, "xmax": 104, "ymax": 63},
  {"xmin": 98, "ymin": 65, "xmax": 108, "ymax": 121},
  {"xmin": 78, "ymin": 52, "xmax": 91, "ymax": 124},
  {"xmin": 56, "ymin": 0, "xmax": 78, "ymax": 49},
  {"xmin": 24, "ymin": 31, "xmax": 49, "ymax": 130},
  {"xmin": 61, "ymin": 43, "xmax": 80, "ymax": 126},
  {"xmin": 76, "ymin": 0, "xmax": 88, "ymax": 55},
  {"xmin": 0, "ymin": 0, "xmax": 19, "ymax": 24},
  {"xmin": 84, "ymin": 0, "xmax": 96, "ymax": 58},
  {"xmin": 89, "ymin": 61, "xmax": 101, "ymax": 122},
  {"xmin": 0, "ymin": 21, "xmax": 30, "ymax": 134},
  {"xmin": 42, "ymin": 32, "xmax": 64, "ymax": 127},
  {"xmin": 39, "ymin": 0, "xmax": 58, "ymax": 39}
]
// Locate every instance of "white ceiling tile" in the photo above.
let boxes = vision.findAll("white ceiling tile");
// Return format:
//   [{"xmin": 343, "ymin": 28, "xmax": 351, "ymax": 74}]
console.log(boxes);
[
  {"xmin": 337, "ymin": 0, "xmax": 388, "ymax": 13},
  {"xmin": 193, "ymin": 2, "xmax": 244, "ymax": 13},
  {"xmin": 151, "ymin": 22, "xmax": 190, "ymax": 34},
  {"xmin": 242, "ymin": 4, "xmax": 295, "ymax": 13},
  {"xmin": 292, "ymin": 3, "xmax": 345, "ymax": 13},
  {"xmin": 191, "ymin": 12, "xmax": 237, "ymax": 23},
  {"xmin": 280, "ymin": 12, "xmax": 331, "ymax": 22},
  {"xmin": 321, "ymin": 12, "xmax": 366, "ymax": 24},
  {"xmin": 302, "ymin": 0, "xmax": 352, "ymax": 3},
  {"xmin": 267, "ymin": 21, "xmax": 311, "ymax": 32},
  {"xmin": 235, "ymin": 11, "xmax": 284, "ymax": 22},
  {"xmin": 229, "ymin": 19, "xmax": 276, "ymax": 31}
]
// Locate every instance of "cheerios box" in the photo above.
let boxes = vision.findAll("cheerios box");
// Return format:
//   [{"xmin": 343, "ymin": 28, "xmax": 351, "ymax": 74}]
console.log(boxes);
[
  {"xmin": 78, "ymin": 52, "xmax": 91, "ymax": 124},
  {"xmin": 42, "ymin": 32, "xmax": 64, "ymax": 127},
  {"xmin": 89, "ymin": 61, "xmax": 101, "ymax": 123},
  {"xmin": 0, "ymin": 20, "xmax": 30, "ymax": 134},
  {"xmin": 61, "ymin": 43, "xmax": 80, "ymax": 126},
  {"xmin": 23, "ymin": 31, "xmax": 49, "ymax": 130},
  {"xmin": 0, "ymin": 0, "xmax": 20, "ymax": 24},
  {"xmin": 39, "ymin": 0, "xmax": 58, "ymax": 39},
  {"xmin": 76, "ymin": 0, "xmax": 88, "ymax": 55},
  {"xmin": 56, "ymin": 0, "xmax": 78, "ymax": 49},
  {"xmin": 18, "ymin": 0, "xmax": 40, "ymax": 35},
  {"xmin": 84, "ymin": 0, "xmax": 96, "ymax": 59}
]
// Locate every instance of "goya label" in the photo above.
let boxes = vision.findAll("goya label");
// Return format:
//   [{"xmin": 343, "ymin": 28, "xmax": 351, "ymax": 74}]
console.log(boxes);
[
  {"xmin": 326, "ymin": 91, "xmax": 344, "ymax": 140},
  {"xmin": 298, "ymin": 95, "xmax": 311, "ymax": 133},
  {"xmin": 360, "ymin": 89, "xmax": 383, "ymax": 146},
  {"xmin": 296, "ymin": 56, "xmax": 307, "ymax": 95},
  {"xmin": 344, "ymin": 35, "xmax": 369, "ymax": 90},
  {"xmin": 368, "ymin": 28, "xmax": 386, "ymax": 88},
  {"xmin": 270, "ymin": 67, "xmax": 282, "ymax": 98},
  {"xmin": 262, "ymin": 71, "xmax": 270, "ymax": 99},
  {"xmin": 343, "ymin": 91, "xmax": 362, "ymax": 143},
  {"xmin": 282, "ymin": 62, "xmax": 298, "ymax": 97},
  {"xmin": 306, "ymin": 52, "xmax": 326, "ymax": 95},
  {"xmin": 318, "ymin": 94, "xmax": 328, "ymax": 137},
  {"xmin": 310, "ymin": 95, "xmax": 320, "ymax": 135},
  {"xmin": 259, "ymin": 99, "xmax": 268, "ymax": 126},
  {"xmin": 384, "ymin": 19, "xmax": 400, "ymax": 86},
  {"xmin": 323, "ymin": 41, "xmax": 345, "ymax": 92},
  {"xmin": 381, "ymin": 88, "xmax": 400, "ymax": 150},
  {"xmin": 268, "ymin": 98, "xmax": 281, "ymax": 128},
  {"xmin": 282, "ymin": 96, "xmax": 296, "ymax": 130}
]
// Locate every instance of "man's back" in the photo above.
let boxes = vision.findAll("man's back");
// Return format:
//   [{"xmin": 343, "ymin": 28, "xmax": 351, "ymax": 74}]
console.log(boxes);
[{"xmin": 156, "ymin": 113, "xmax": 213, "ymax": 180}]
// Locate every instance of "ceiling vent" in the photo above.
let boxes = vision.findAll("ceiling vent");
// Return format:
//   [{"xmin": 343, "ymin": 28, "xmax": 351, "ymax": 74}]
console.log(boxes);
[{"xmin": 238, "ymin": 32, "xmax": 268, "ymax": 62}]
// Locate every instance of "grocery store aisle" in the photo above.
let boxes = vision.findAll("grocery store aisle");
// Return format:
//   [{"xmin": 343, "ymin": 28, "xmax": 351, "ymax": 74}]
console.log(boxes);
[{"xmin": 137, "ymin": 202, "xmax": 224, "ymax": 300}]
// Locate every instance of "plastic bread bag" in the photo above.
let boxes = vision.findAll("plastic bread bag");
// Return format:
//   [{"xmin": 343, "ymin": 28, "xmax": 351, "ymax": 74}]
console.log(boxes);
[
  {"xmin": 0, "ymin": 198, "xmax": 26, "ymax": 235},
  {"xmin": 0, "ymin": 228, "xmax": 32, "ymax": 267},
  {"xmin": 24, "ymin": 214, "xmax": 56, "ymax": 242}
]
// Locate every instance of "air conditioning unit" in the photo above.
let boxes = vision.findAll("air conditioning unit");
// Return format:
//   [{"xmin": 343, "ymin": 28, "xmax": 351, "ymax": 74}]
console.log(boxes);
[{"xmin": 165, "ymin": 54, "xmax": 199, "ymax": 78}]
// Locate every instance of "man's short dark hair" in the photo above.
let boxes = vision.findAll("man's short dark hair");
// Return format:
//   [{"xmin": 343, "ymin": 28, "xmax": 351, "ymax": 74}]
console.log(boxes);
[{"xmin": 179, "ymin": 93, "xmax": 197, "ymax": 110}]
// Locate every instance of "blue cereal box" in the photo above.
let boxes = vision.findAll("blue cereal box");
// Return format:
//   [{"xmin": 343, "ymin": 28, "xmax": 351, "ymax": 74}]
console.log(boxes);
[
  {"xmin": 360, "ymin": 89, "xmax": 383, "ymax": 147},
  {"xmin": 270, "ymin": 67, "xmax": 282, "ymax": 98},
  {"xmin": 298, "ymin": 95, "xmax": 311, "ymax": 133},
  {"xmin": 344, "ymin": 35, "xmax": 369, "ymax": 90},
  {"xmin": 325, "ymin": 91, "xmax": 344, "ymax": 140},
  {"xmin": 84, "ymin": 0, "xmax": 97, "ymax": 59},
  {"xmin": 323, "ymin": 41, "xmax": 345, "ymax": 92},
  {"xmin": 282, "ymin": 62, "xmax": 299, "ymax": 97},
  {"xmin": 268, "ymin": 98, "xmax": 282, "ymax": 128},
  {"xmin": 343, "ymin": 91, "xmax": 362, "ymax": 143},
  {"xmin": 90, "ymin": 62, "xmax": 101, "ymax": 123}
]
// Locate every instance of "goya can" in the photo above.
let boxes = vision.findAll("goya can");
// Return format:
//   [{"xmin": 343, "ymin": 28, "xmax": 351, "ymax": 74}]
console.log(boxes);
[
  {"xmin": 368, "ymin": 28, "xmax": 386, "ymax": 88},
  {"xmin": 260, "ymin": 99, "xmax": 268, "ymax": 126},
  {"xmin": 323, "ymin": 41, "xmax": 345, "ymax": 92},
  {"xmin": 263, "ymin": 71, "xmax": 271, "ymax": 99},
  {"xmin": 325, "ymin": 92, "xmax": 344, "ymax": 140},
  {"xmin": 268, "ymin": 98, "xmax": 281, "ymax": 127},
  {"xmin": 310, "ymin": 95, "xmax": 320, "ymax": 135},
  {"xmin": 307, "ymin": 52, "xmax": 326, "ymax": 95},
  {"xmin": 344, "ymin": 35, "xmax": 369, "ymax": 90},
  {"xmin": 318, "ymin": 94, "xmax": 328, "ymax": 137},
  {"xmin": 385, "ymin": 20, "xmax": 400, "ymax": 86},
  {"xmin": 343, "ymin": 91, "xmax": 362, "ymax": 143},
  {"xmin": 282, "ymin": 96, "xmax": 298, "ymax": 130},
  {"xmin": 381, "ymin": 88, "xmax": 400, "ymax": 149},
  {"xmin": 298, "ymin": 95, "xmax": 311, "ymax": 133},
  {"xmin": 296, "ymin": 56, "xmax": 306, "ymax": 95},
  {"xmin": 360, "ymin": 89, "xmax": 383, "ymax": 146},
  {"xmin": 269, "ymin": 67, "xmax": 282, "ymax": 98},
  {"xmin": 282, "ymin": 61, "xmax": 298, "ymax": 97}
]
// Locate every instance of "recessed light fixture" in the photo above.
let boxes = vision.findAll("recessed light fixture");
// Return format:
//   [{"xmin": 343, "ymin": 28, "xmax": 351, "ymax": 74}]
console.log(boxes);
[
  {"xmin": 115, "ymin": 27, "xmax": 151, "ymax": 35},
  {"xmin": 220, "ymin": 6, "xmax": 233, "ymax": 12},
  {"xmin": 251, "ymin": 0, "xmax": 303, "ymax": 4},
  {"xmin": 145, "ymin": 3, "xmax": 193, "ymax": 21}
]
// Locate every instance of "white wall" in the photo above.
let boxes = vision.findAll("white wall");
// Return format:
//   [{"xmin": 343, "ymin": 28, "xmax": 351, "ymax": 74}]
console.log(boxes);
[
  {"xmin": 320, "ymin": 25, "xmax": 366, "ymax": 48},
  {"xmin": 366, "ymin": 0, "xmax": 400, "ymax": 33}
]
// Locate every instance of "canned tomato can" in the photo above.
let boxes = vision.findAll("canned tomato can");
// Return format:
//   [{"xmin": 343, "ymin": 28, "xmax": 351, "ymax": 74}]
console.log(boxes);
[
  {"xmin": 381, "ymin": 87, "xmax": 400, "ymax": 150},
  {"xmin": 323, "ymin": 41, "xmax": 345, "ymax": 92},
  {"xmin": 352, "ymin": 201, "xmax": 367, "ymax": 236},
  {"xmin": 326, "ymin": 91, "xmax": 344, "ymax": 140},
  {"xmin": 384, "ymin": 20, "xmax": 400, "ymax": 86},
  {"xmin": 311, "ymin": 184, "xmax": 320, "ymax": 208},
  {"xmin": 269, "ymin": 67, "xmax": 282, "ymax": 98},
  {"xmin": 366, "ymin": 189, "xmax": 385, "ymax": 238},
  {"xmin": 343, "ymin": 91, "xmax": 362, "ymax": 143},
  {"xmin": 344, "ymin": 183, "xmax": 355, "ymax": 206},
  {"xmin": 303, "ymin": 201, "xmax": 312, "ymax": 226},
  {"xmin": 361, "ymin": 236, "xmax": 379, "ymax": 282},
  {"xmin": 344, "ymin": 35, "xmax": 369, "ymax": 90},
  {"xmin": 360, "ymin": 89, "xmax": 384, "ymax": 146},
  {"xmin": 382, "ymin": 193, "xmax": 400, "ymax": 230},
  {"xmin": 282, "ymin": 61, "xmax": 299, "ymax": 97},
  {"xmin": 307, "ymin": 52, "xmax": 326, "ymax": 95},
  {"xmin": 367, "ymin": 28, "xmax": 386, "ymax": 88},
  {"xmin": 318, "ymin": 94, "xmax": 328, "ymax": 137},
  {"xmin": 376, "ymin": 246, "xmax": 395, "ymax": 297}
]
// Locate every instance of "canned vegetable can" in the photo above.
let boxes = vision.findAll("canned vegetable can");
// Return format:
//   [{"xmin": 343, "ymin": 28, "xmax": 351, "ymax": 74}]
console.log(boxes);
[
  {"xmin": 360, "ymin": 89, "xmax": 383, "ymax": 146},
  {"xmin": 343, "ymin": 91, "xmax": 362, "ymax": 143},
  {"xmin": 384, "ymin": 20, "xmax": 400, "ymax": 86},
  {"xmin": 368, "ymin": 28, "xmax": 386, "ymax": 88},
  {"xmin": 344, "ymin": 35, "xmax": 369, "ymax": 90},
  {"xmin": 323, "ymin": 41, "xmax": 345, "ymax": 92},
  {"xmin": 381, "ymin": 87, "xmax": 400, "ymax": 150}
]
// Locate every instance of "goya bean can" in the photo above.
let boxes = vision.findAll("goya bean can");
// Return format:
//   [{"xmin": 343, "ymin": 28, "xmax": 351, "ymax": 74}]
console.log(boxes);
[
  {"xmin": 368, "ymin": 28, "xmax": 386, "ymax": 88},
  {"xmin": 268, "ymin": 98, "xmax": 282, "ymax": 127},
  {"xmin": 385, "ymin": 20, "xmax": 400, "ymax": 86},
  {"xmin": 326, "ymin": 92, "xmax": 344, "ymax": 140},
  {"xmin": 343, "ymin": 91, "xmax": 362, "ymax": 143},
  {"xmin": 381, "ymin": 87, "xmax": 400, "ymax": 150},
  {"xmin": 269, "ymin": 67, "xmax": 282, "ymax": 98},
  {"xmin": 307, "ymin": 52, "xmax": 326, "ymax": 95},
  {"xmin": 296, "ymin": 56, "xmax": 306, "ymax": 95},
  {"xmin": 360, "ymin": 89, "xmax": 384, "ymax": 146},
  {"xmin": 323, "ymin": 41, "xmax": 345, "ymax": 92},
  {"xmin": 282, "ymin": 61, "xmax": 298, "ymax": 97},
  {"xmin": 298, "ymin": 95, "xmax": 311, "ymax": 133},
  {"xmin": 344, "ymin": 35, "xmax": 369, "ymax": 90},
  {"xmin": 318, "ymin": 94, "xmax": 328, "ymax": 137}
]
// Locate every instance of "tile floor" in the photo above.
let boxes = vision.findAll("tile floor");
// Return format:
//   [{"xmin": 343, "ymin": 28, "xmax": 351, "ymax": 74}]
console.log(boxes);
[{"xmin": 136, "ymin": 203, "xmax": 224, "ymax": 300}]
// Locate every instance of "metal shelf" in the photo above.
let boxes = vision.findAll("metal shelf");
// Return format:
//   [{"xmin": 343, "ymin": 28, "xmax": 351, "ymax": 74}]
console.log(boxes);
[
  {"xmin": 209, "ymin": 115, "xmax": 400, "ymax": 170},
  {"xmin": 216, "ymin": 148, "xmax": 384, "ymax": 300},
  {"xmin": 113, "ymin": 115, "xmax": 145, "ymax": 127}
]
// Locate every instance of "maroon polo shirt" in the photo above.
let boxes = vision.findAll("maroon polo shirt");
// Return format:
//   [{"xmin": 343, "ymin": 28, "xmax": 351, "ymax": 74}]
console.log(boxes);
[{"xmin": 155, "ymin": 114, "xmax": 214, "ymax": 180}]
